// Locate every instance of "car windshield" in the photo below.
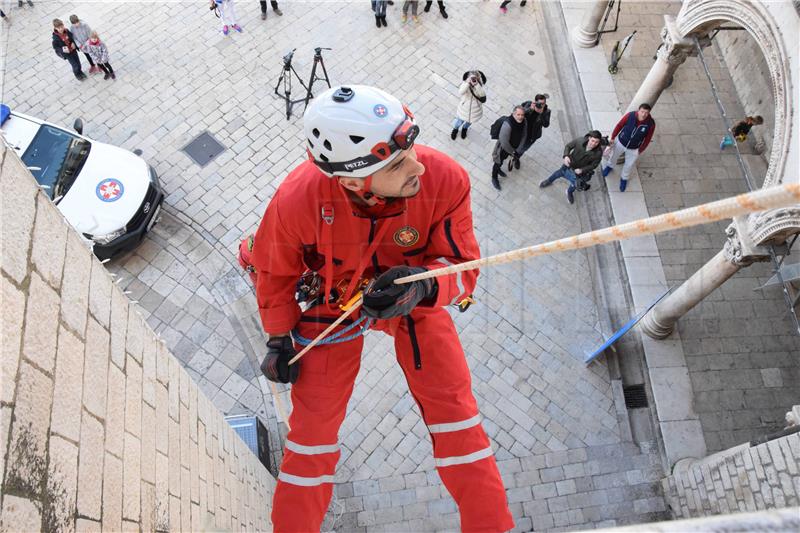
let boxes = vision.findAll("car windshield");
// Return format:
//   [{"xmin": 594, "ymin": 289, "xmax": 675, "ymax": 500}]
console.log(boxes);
[{"xmin": 21, "ymin": 124, "xmax": 90, "ymax": 201}]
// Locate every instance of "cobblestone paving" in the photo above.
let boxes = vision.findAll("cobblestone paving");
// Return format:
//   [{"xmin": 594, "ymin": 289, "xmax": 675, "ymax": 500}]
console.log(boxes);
[
  {"xmin": 2, "ymin": 1, "xmax": 671, "ymax": 529},
  {"xmin": 597, "ymin": 1, "xmax": 800, "ymax": 454}
]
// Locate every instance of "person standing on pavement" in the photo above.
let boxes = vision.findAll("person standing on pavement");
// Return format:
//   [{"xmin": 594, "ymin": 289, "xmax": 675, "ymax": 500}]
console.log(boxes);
[
  {"xmin": 252, "ymin": 84, "xmax": 515, "ymax": 533},
  {"xmin": 491, "ymin": 105, "xmax": 527, "ymax": 191},
  {"xmin": 211, "ymin": 0, "xmax": 242, "ymax": 35},
  {"xmin": 259, "ymin": 0, "xmax": 282, "ymax": 19},
  {"xmin": 18, "ymin": 1, "xmax": 34, "ymax": 8},
  {"xmin": 517, "ymin": 93, "xmax": 551, "ymax": 166},
  {"xmin": 401, "ymin": 0, "xmax": 419, "ymax": 23},
  {"xmin": 372, "ymin": 0, "xmax": 388, "ymax": 27},
  {"xmin": 601, "ymin": 103, "xmax": 655, "ymax": 192},
  {"xmin": 423, "ymin": 0, "xmax": 448, "ymax": 18},
  {"xmin": 451, "ymin": 70, "xmax": 486, "ymax": 140},
  {"xmin": 52, "ymin": 19, "xmax": 86, "ymax": 81},
  {"xmin": 539, "ymin": 130, "xmax": 604, "ymax": 205},
  {"xmin": 499, "ymin": 0, "xmax": 526, "ymax": 14},
  {"xmin": 81, "ymin": 31, "xmax": 115, "ymax": 80},
  {"xmin": 69, "ymin": 15, "xmax": 98, "ymax": 75}
]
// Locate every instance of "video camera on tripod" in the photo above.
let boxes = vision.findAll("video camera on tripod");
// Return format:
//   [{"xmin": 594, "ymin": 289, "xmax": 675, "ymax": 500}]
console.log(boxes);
[
  {"xmin": 283, "ymin": 48, "xmax": 297, "ymax": 67},
  {"xmin": 274, "ymin": 47, "xmax": 333, "ymax": 120}
]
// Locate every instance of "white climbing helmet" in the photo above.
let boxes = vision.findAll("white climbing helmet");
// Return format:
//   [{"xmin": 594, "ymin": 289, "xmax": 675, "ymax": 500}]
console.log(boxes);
[{"xmin": 303, "ymin": 85, "xmax": 419, "ymax": 178}]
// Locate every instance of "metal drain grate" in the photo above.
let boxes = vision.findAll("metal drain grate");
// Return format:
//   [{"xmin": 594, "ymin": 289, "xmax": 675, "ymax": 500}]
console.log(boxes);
[
  {"xmin": 623, "ymin": 384, "xmax": 649, "ymax": 409},
  {"xmin": 181, "ymin": 131, "xmax": 226, "ymax": 167}
]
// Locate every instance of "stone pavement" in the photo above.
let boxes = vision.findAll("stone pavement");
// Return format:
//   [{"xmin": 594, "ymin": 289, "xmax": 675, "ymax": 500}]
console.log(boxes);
[
  {"xmin": 2, "ymin": 1, "xmax": 672, "ymax": 529},
  {"xmin": 586, "ymin": 1, "xmax": 800, "ymax": 454}
]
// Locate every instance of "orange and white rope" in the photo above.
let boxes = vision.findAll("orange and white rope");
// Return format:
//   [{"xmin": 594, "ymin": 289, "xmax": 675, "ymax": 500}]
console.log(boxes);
[{"xmin": 395, "ymin": 183, "xmax": 800, "ymax": 285}]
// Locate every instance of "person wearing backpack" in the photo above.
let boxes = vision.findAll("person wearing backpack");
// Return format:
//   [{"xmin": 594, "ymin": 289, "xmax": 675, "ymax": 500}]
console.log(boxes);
[
  {"xmin": 516, "ymin": 94, "xmax": 551, "ymax": 167},
  {"xmin": 490, "ymin": 106, "xmax": 527, "ymax": 191},
  {"xmin": 451, "ymin": 70, "xmax": 486, "ymax": 140},
  {"xmin": 539, "ymin": 130, "xmax": 604, "ymax": 204}
]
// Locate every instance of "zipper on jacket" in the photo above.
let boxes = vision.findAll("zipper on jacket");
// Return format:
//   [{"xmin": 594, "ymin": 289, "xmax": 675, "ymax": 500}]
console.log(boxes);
[
  {"xmin": 368, "ymin": 218, "xmax": 381, "ymax": 274},
  {"xmin": 443, "ymin": 219, "xmax": 462, "ymax": 259},
  {"xmin": 406, "ymin": 315, "xmax": 422, "ymax": 370}
]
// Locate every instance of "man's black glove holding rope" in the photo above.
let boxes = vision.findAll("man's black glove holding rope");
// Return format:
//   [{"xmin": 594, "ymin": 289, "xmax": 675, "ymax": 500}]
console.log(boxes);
[
  {"xmin": 361, "ymin": 266, "xmax": 438, "ymax": 319},
  {"xmin": 261, "ymin": 336, "xmax": 299, "ymax": 384}
]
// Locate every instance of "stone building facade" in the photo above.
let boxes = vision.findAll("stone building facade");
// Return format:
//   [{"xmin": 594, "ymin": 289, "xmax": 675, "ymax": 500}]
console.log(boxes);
[{"xmin": 0, "ymin": 145, "xmax": 275, "ymax": 531}]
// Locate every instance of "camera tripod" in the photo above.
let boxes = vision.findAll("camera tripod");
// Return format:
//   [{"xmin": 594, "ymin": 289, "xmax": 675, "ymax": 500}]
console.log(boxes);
[
  {"xmin": 273, "ymin": 47, "xmax": 333, "ymax": 120},
  {"xmin": 303, "ymin": 47, "xmax": 332, "ymax": 109}
]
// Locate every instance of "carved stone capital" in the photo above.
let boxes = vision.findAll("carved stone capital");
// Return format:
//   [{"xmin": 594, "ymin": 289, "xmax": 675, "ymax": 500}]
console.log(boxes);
[
  {"xmin": 657, "ymin": 17, "xmax": 695, "ymax": 65},
  {"xmin": 747, "ymin": 207, "xmax": 800, "ymax": 246},
  {"xmin": 723, "ymin": 218, "xmax": 771, "ymax": 266}
]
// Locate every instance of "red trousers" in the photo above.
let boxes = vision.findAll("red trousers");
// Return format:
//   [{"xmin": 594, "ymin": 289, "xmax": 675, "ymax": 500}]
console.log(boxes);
[{"xmin": 272, "ymin": 306, "xmax": 514, "ymax": 532}]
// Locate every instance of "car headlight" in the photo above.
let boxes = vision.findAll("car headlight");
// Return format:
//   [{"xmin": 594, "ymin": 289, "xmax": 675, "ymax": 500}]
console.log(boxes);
[{"xmin": 89, "ymin": 227, "xmax": 126, "ymax": 245}]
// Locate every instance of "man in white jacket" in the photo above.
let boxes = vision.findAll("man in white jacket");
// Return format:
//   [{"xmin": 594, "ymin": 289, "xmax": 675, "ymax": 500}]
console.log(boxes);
[{"xmin": 451, "ymin": 70, "xmax": 486, "ymax": 140}]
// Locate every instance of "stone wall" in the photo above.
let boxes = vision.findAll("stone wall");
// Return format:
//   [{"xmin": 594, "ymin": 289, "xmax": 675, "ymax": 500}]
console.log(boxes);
[
  {"xmin": 662, "ymin": 429, "xmax": 800, "ymax": 519},
  {"xmin": 0, "ymin": 144, "xmax": 275, "ymax": 531},
  {"xmin": 715, "ymin": 29, "xmax": 774, "ymax": 167}
]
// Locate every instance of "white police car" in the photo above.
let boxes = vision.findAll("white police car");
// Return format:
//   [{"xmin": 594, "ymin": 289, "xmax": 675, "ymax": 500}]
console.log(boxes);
[{"xmin": 1, "ymin": 104, "xmax": 163, "ymax": 260}]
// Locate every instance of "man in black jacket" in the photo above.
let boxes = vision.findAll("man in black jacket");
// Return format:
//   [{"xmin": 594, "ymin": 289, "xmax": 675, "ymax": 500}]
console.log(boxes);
[
  {"xmin": 516, "ymin": 94, "xmax": 551, "ymax": 168},
  {"xmin": 52, "ymin": 19, "xmax": 86, "ymax": 80},
  {"xmin": 539, "ymin": 130, "xmax": 603, "ymax": 204}
]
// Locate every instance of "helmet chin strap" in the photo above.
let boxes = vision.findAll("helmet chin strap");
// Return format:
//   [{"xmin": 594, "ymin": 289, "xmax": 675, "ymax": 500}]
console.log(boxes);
[{"xmin": 358, "ymin": 174, "xmax": 388, "ymax": 206}]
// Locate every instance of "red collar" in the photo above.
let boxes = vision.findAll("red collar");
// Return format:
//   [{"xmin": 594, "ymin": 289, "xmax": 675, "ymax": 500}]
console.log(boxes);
[{"xmin": 336, "ymin": 181, "xmax": 407, "ymax": 219}]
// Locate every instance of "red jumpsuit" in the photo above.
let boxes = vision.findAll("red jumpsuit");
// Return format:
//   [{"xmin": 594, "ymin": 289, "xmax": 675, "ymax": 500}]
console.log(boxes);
[{"xmin": 252, "ymin": 145, "xmax": 514, "ymax": 532}]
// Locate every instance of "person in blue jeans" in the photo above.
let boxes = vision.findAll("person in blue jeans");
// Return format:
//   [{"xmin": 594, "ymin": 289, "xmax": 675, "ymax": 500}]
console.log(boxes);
[
  {"xmin": 451, "ymin": 70, "xmax": 486, "ymax": 140},
  {"xmin": 540, "ymin": 130, "xmax": 603, "ymax": 204},
  {"xmin": 372, "ymin": 0, "xmax": 388, "ymax": 26}
]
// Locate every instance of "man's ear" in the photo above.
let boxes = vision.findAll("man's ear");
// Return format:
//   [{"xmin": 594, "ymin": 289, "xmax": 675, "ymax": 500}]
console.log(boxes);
[{"xmin": 337, "ymin": 176, "xmax": 365, "ymax": 193}]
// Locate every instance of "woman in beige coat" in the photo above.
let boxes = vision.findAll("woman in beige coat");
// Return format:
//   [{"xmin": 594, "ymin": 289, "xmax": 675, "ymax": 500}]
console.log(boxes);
[{"xmin": 451, "ymin": 70, "xmax": 486, "ymax": 140}]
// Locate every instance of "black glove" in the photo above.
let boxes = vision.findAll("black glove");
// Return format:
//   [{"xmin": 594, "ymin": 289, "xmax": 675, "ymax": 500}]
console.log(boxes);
[
  {"xmin": 361, "ymin": 266, "xmax": 437, "ymax": 320},
  {"xmin": 260, "ymin": 336, "xmax": 299, "ymax": 384}
]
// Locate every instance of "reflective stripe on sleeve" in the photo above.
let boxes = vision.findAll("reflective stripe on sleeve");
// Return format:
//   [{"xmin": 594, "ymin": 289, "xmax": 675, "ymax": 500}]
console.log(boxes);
[
  {"xmin": 277, "ymin": 472, "xmax": 335, "ymax": 487},
  {"xmin": 436, "ymin": 257, "xmax": 466, "ymax": 305},
  {"xmin": 285, "ymin": 440, "xmax": 340, "ymax": 455},
  {"xmin": 434, "ymin": 446, "xmax": 494, "ymax": 468},
  {"xmin": 428, "ymin": 414, "xmax": 481, "ymax": 434}
]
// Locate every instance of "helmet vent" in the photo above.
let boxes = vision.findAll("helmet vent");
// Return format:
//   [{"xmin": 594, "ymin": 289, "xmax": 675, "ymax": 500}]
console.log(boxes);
[
  {"xmin": 308, "ymin": 140, "xmax": 314, "ymax": 149},
  {"xmin": 323, "ymin": 139, "xmax": 332, "ymax": 151},
  {"xmin": 349, "ymin": 135, "xmax": 365, "ymax": 144},
  {"xmin": 319, "ymin": 153, "xmax": 329, "ymax": 162},
  {"xmin": 312, "ymin": 128, "xmax": 321, "ymax": 138}
]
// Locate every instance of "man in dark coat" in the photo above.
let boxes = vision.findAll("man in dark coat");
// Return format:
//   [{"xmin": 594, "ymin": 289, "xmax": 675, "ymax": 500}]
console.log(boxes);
[
  {"xmin": 539, "ymin": 130, "xmax": 603, "ymax": 204},
  {"xmin": 490, "ymin": 106, "xmax": 527, "ymax": 191},
  {"xmin": 516, "ymin": 94, "xmax": 551, "ymax": 167},
  {"xmin": 52, "ymin": 18, "xmax": 86, "ymax": 80}
]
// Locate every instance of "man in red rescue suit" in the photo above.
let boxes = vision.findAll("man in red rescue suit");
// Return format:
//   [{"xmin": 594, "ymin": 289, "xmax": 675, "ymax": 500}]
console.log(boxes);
[{"xmin": 251, "ymin": 85, "xmax": 514, "ymax": 532}]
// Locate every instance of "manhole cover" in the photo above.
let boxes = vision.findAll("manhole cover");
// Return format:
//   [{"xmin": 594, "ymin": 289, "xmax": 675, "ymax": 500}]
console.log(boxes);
[{"xmin": 182, "ymin": 131, "xmax": 226, "ymax": 167}]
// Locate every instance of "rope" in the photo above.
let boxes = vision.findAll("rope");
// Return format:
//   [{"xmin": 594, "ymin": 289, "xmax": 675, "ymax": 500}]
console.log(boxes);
[
  {"xmin": 291, "ymin": 315, "xmax": 373, "ymax": 346},
  {"xmin": 393, "ymin": 183, "xmax": 800, "ymax": 285},
  {"xmin": 287, "ymin": 296, "xmax": 363, "ymax": 365}
]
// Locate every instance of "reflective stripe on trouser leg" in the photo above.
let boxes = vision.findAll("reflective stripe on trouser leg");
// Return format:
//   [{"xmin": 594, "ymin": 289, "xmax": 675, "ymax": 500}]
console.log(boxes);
[
  {"xmin": 271, "ymin": 319, "xmax": 364, "ymax": 533},
  {"xmin": 393, "ymin": 307, "xmax": 515, "ymax": 532}
]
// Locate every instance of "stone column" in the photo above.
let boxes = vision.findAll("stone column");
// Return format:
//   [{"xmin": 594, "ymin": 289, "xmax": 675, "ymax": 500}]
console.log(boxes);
[
  {"xmin": 641, "ymin": 220, "xmax": 766, "ymax": 339},
  {"xmin": 572, "ymin": 0, "xmax": 611, "ymax": 48},
  {"xmin": 626, "ymin": 16, "xmax": 696, "ymax": 112}
]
